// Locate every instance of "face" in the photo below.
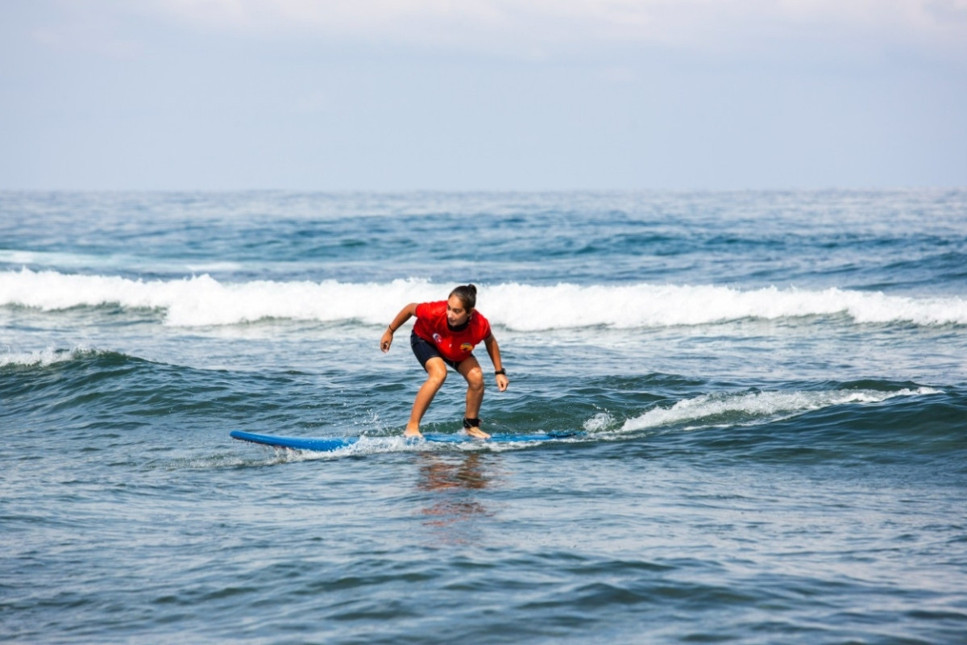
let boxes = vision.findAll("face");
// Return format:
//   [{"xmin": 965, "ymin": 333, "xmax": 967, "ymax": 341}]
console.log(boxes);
[{"xmin": 446, "ymin": 295, "xmax": 472, "ymax": 326}]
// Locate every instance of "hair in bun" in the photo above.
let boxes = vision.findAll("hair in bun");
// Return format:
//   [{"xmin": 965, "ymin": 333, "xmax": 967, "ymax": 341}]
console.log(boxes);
[{"xmin": 449, "ymin": 284, "xmax": 477, "ymax": 310}]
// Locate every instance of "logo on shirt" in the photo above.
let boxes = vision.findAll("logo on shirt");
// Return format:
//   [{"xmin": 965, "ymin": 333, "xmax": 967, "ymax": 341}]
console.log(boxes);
[{"xmin": 460, "ymin": 343, "xmax": 473, "ymax": 353}]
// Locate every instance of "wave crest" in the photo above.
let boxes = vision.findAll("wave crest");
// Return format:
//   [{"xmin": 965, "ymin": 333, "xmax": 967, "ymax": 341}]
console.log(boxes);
[
  {"xmin": 2, "ymin": 269, "xmax": 966, "ymax": 329},
  {"xmin": 620, "ymin": 387, "xmax": 939, "ymax": 433}
]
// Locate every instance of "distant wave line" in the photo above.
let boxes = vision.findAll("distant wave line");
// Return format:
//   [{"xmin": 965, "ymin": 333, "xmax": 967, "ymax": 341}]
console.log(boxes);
[{"xmin": 1, "ymin": 269, "xmax": 965, "ymax": 329}]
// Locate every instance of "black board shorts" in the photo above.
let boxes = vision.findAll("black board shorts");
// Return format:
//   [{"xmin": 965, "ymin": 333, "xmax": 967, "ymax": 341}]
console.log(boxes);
[{"xmin": 410, "ymin": 331, "xmax": 466, "ymax": 371}]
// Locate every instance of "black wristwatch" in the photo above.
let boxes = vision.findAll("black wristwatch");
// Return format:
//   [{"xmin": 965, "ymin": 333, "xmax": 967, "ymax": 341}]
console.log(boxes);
[{"xmin": 494, "ymin": 369, "xmax": 506, "ymax": 376}]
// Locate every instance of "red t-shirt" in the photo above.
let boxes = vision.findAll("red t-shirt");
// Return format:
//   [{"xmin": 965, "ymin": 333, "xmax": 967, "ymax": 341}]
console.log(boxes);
[{"xmin": 413, "ymin": 301, "xmax": 492, "ymax": 363}]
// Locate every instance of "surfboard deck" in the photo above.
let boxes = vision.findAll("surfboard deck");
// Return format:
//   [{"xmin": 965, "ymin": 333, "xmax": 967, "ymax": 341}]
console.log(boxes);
[{"xmin": 230, "ymin": 429, "xmax": 584, "ymax": 452}]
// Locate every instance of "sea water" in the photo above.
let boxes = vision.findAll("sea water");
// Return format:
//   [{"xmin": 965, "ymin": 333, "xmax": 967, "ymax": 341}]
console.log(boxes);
[{"xmin": 1, "ymin": 190, "xmax": 966, "ymax": 643}]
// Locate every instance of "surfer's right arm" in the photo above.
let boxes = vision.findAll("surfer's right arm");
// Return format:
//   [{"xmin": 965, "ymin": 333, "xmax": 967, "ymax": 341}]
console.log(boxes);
[{"xmin": 381, "ymin": 303, "xmax": 418, "ymax": 352}]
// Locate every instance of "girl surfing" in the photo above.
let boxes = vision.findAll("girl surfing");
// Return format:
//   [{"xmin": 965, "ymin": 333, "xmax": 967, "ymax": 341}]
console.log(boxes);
[{"xmin": 380, "ymin": 284, "xmax": 509, "ymax": 439}]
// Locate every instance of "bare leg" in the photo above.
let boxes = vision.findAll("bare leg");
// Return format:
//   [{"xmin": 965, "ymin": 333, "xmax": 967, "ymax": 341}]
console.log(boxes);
[
  {"xmin": 405, "ymin": 358, "xmax": 448, "ymax": 437},
  {"xmin": 458, "ymin": 357, "xmax": 490, "ymax": 439}
]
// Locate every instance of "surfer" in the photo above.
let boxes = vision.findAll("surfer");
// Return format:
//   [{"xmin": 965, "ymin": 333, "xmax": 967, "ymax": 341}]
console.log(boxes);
[{"xmin": 380, "ymin": 284, "xmax": 509, "ymax": 440}]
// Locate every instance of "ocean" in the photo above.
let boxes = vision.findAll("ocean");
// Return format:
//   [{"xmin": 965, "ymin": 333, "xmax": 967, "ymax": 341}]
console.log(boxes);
[{"xmin": 1, "ymin": 190, "xmax": 966, "ymax": 644}]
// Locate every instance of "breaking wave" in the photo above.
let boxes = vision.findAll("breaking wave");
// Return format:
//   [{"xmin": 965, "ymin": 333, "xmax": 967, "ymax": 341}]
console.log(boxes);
[{"xmin": 2, "ymin": 268, "xmax": 966, "ymax": 329}]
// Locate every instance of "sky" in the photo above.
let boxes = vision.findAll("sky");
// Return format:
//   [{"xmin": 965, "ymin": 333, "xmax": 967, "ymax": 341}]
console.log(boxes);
[{"xmin": 1, "ymin": 0, "xmax": 966, "ymax": 191}]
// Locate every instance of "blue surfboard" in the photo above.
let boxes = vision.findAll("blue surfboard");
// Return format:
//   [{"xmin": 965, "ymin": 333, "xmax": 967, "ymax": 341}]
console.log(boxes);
[{"xmin": 230, "ymin": 429, "xmax": 583, "ymax": 452}]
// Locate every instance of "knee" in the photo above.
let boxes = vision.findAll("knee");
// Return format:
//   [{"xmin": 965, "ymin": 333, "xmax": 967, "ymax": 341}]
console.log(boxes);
[
  {"xmin": 465, "ymin": 367, "xmax": 484, "ymax": 391},
  {"xmin": 425, "ymin": 365, "xmax": 448, "ymax": 386}
]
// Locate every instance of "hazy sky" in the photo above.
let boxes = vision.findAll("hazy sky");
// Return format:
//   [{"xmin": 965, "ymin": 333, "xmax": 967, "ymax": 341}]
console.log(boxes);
[{"xmin": 2, "ymin": 0, "xmax": 965, "ymax": 190}]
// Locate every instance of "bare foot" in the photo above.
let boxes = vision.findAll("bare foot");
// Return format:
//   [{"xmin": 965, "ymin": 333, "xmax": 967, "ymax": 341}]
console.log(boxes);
[
  {"xmin": 404, "ymin": 425, "xmax": 423, "ymax": 439},
  {"xmin": 465, "ymin": 426, "xmax": 491, "ymax": 440}
]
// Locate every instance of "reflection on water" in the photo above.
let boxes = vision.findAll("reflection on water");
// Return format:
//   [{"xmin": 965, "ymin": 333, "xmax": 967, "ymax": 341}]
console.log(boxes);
[{"xmin": 416, "ymin": 452, "xmax": 499, "ymax": 543}]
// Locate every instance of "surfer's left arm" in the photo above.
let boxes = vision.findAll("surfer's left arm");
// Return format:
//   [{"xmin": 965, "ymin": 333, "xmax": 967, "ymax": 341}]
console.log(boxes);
[{"xmin": 484, "ymin": 334, "xmax": 509, "ymax": 392}]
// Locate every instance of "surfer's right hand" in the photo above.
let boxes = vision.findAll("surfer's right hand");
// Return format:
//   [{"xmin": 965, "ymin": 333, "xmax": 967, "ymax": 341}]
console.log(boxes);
[{"xmin": 380, "ymin": 328, "xmax": 394, "ymax": 353}]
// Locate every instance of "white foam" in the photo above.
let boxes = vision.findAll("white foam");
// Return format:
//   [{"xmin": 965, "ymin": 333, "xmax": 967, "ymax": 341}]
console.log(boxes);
[
  {"xmin": 0, "ymin": 346, "xmax": 90, "ymax": 367},
  {"xmin": 249, "ymin": 435, "xmax": 505, "ymax": 461},
  {"xmin": 486, "ymin": 283, "xmax": 967, "ymax": 329},
  {"xmin": 583, "ymin": 411, "xmax": 615, "ymax": 432},
  {"xmin": 2, "ymin": 268, "xmax": 966, "ymax": 329},
  {"xmin": 620, "ymin": 387, "xmax": 939, "ymax": 433},
  {"xmin": 0, "ymin": 268, "xmax": 439, "ymax": 327}
]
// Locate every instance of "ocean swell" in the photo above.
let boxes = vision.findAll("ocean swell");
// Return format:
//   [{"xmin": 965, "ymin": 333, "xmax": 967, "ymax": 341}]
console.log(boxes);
[{"xmin": 2, "ymin": 269, "xmax": 966, "ymax": 329}]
